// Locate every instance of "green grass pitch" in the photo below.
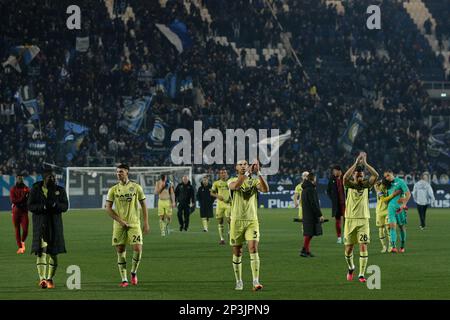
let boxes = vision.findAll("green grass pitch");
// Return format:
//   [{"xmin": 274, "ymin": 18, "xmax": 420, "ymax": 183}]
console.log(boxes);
[{"xmin": 0, "ymin": 208, "xmax": 449, "ymax": 300}]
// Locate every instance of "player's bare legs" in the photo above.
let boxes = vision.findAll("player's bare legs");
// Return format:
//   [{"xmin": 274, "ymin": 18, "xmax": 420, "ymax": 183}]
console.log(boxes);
[
  {"xmin": 115, "ymin": 244, "xmax": 129, "ymax": 287},
  {"xmin": 344, "ymin": 244, "xmax": 355, "ymax": 281},
  {"xmin": 232, "ymin": 245, "xmax": 243, "ymax": 290},
  {"xmin": 358, "ymin": 243, "xmax": 368, "ymax": 282},
  {"xmin": 160, "ymin": 215, "xmax": 167, "ymax": 236},
  {"xmin": 165, "ymin": 215, "xmax": 171, "ymax": 235},
  {"xmin": 248, "ymin": 240, "xmax": 262, "ymax": 291},
  {"xmin": 131, "ymin": 244, "xmax": 142, "ymax": 285}
]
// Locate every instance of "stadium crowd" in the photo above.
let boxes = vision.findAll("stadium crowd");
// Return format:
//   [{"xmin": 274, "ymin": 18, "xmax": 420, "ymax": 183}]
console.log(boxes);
[{"xmin": 0, "ymin": 0, "xmax": 449, "ymax": 181}]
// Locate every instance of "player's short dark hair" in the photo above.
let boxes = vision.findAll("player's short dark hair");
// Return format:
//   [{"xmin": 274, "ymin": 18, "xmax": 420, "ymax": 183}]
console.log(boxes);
[
  {"xmin": 160, "ymin": 174, "xmax": 166, "ymax": 180},
  {"xmin": 307, "ymin": 172, "xmax": 315, "ymax": 181},
  {"xmin": 384, "ymin": 169, "xmax": 393, "ymax": 174},
  {"xmin": 117, "ymin": 163, "xmax": 130, "ymax": 171},
  {"xmin": 42, "ymin": 168, "xmax": 55, "ymax": 178},
  {"xmin": 331, "ymin": 164, "xmax": 341, "ymax": 171},
  {"xmin": 219, "ymin": 168, "xmax": 227, "ymax": 172},
  {"xmin": 355, "ymin": 165, "xmax": 364, "ymax": 172}
]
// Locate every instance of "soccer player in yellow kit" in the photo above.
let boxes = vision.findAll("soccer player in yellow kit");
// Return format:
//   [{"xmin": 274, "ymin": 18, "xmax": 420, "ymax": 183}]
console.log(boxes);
[
  {"xmin": 343, "ymin": 153, "xmax": 378, "ymax": 283},
  {"xmin": 211, "ymin": 168, "xmax": 231, "ymax": 245},
  {"xmin": 105, "ymin": 164, "xmax": 149, "ymax": 287},
  {"xmin": 228, "ymin": 160, "xmax": 269, "ymax": 291},
  {"xmin": 293, "ymin": 171, "xmax": 309, "ymax": 221},
  {"xmin": 155, "ymin": 174, "xmax": 176, "ymax": 237}
]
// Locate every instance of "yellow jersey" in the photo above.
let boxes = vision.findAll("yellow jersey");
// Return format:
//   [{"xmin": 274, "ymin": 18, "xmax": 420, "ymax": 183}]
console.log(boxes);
[
  {"xmin": 227, "ymin": 176, "xmax": 260, "ymax": 221},
  {"xmin": 106, "ymin": 180, "xmax": 146, "ymax": 227},
  {"xmin": 345, "ymin": 180, "xmax": 371, "ymax": 219},
  {"xmin": 211, "ymin": 179, "xmax": 231, "ymax": 208}
]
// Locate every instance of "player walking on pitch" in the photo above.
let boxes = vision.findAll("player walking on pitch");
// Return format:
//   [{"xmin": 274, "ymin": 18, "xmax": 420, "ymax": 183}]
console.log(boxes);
[
  {"xmin": 228, "ymin": 160, "xmax": 269, "ymax": 291},
  {"xmin": 155, "ymin": 174, "xmax": 176, "ymax": 236},
  {"xmin": 343, "ymin": 152, "xmax": 378, "ymax": 283},
  {"xmin": 10, "ymin": 172, "xmax": 30, "ymax": 254},
  {"xmin": 105, "ymin": 164, "xmax": 149, "ymax": 287},
  {"xmin": 211, "ymin": 168, "xmax": 232, "ymax": 244}
]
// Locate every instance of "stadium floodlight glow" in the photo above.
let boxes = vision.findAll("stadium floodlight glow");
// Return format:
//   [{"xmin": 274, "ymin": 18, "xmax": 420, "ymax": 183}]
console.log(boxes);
[{"xmin": 441, "ymin": 93, "xmax": 447, "ymax": 97}]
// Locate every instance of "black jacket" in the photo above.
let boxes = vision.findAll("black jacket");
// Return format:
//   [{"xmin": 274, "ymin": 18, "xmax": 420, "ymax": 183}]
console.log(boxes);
[
  {"xmin": 326, "ymin": 175, "xmax": 345, "ymax": 217},
  {"xmin": 301, "ymin": 180, "xmax": 323, "ymax": 223},
  {"xmin": 175, "ymin": 182, "xmax": 195, "ymax": 207},
  {"xmin": 197, "ymin": 184, "xmax": 214, "ymax": 218},
  {"xmin": 27, "ymin": 181, "xmax": 69, "ymax": 255}
]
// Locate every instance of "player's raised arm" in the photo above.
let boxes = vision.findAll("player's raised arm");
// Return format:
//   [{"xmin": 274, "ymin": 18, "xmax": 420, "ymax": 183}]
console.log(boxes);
[
  {"xmin": 361, "ymin": 153, "xmax": 379, "ymax": 186},
  {"xmin": 228, "ymin": 160, "xmax": 253, "ymax": 190},
  {"xmin": 253, "ymin": 161, "xmax": 269, "ymax": 193},
  {"xmin": 343, "ymin": 154, "xmax": 362, "ymax": 185}
]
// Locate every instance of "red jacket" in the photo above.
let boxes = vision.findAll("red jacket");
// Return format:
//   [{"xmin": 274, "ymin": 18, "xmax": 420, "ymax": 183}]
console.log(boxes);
[{"xmin": 10, "ymin": 184, "xmax": 30, "ymax": 211}]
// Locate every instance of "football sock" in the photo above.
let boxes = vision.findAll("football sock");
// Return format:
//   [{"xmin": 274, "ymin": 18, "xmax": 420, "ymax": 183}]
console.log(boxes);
[
  {"xmin": 390, "ymin": 227, "xmax": 397, "ymax": 248},
  {"xmin": 131, "ymin": 250, "xmax": 142, "ymax": 274},
  {"xmin": 335, "ymin": 218, "xmax": 342, "ymax": 238},
  {"xmin": 385, "ymin": 225, "xmax": 391, "ymax": 247},
  {"xmin": 218, "ymin": 224, "xmax": 225, "ymax": 240},
  {"xmin": 345, "ymin": 253, "xmax": 355, "ymax": 270},
  {"xmin": 47, "ymin": 255, "xmax": 58, "ymax": 280},
  {"xmin": 400, "ymin": 228, "xmax": 406, "ymax": 248},
  {"xmin": 303, "ymin": 236, "xmax": 311, "ymax": 252},
  {"xmin": 232, "ymin": 255, "xmax": 242, "ymax": 282},
  {"xmin": 159, "ymin": 220, "xmax": 166, "ymax": 234},
  {"xmin": 378, "ymin": 227, "xmax": 386, "ymax": 248},
  {"xmin": 202, "ymin": 218, "xmax": 208, "ymax": 231},
  {"xmin": 250, "ymin": 253, "xmax": 260, "ymax": 283},
  {"xmin": 359, "ymin": 250, "xmax": 368, "ymax": 277},
  {"xmin": 36, "ymin": 253, "xmax": 47, "ymax": 281},
  {"xmin": 117, "ymin": 251, "xmax": 127, "ymax": 282}
]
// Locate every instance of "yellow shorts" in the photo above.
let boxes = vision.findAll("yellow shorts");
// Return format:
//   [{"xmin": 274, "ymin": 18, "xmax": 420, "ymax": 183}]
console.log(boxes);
[
  {"xmin": 112, "ymin": 225, "xmax": 143, "ymax": 246},
  {"xmin": 216, "ymin": 206, "xmax": 231, "ymax": 219},
  {"xmin": 229, "ymin": 220, "xmax": 260, "ymax": 246},
  {"xmin": 344, "ymin": 219, "xmax": 370, "ymax": 245},
  {"xmin": 376, "ymin": 212, "xmax": 388, "ymax": 227},
  {"xmin": 158, "ymin": 199, "xmax": 173, "ymax": 216}
]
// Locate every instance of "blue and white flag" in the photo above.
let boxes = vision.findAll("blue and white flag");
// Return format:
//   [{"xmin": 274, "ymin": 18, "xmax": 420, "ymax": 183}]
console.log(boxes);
[
  {"xmin": 339, "ymin": 111, "xmax": 365, "ymax": 152},
  {"xmin": 2, "ymin": 45, "xmax": 40, "ymax": 72},
  {"xmin": 21, "ymin": 99, "xmax": 40, "ymax": 121},
  {"xmin": 119, "ymin": 95, "xmax": 153, "ymax": 135},
  {"xmin": 16, "ymin": 85, "xmax": 40, "ymax": 120},
  {"xmin": 62, "ymin": 121, "xmax": 89, "ymax": 162},
  {"xmin": 155, "ymin": 20, "xmax": 193, "ymax": 54}
]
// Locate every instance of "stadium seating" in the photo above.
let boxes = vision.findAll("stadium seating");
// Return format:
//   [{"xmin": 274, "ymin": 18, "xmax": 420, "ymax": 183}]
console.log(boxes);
[{"xmin": 0, "ymin": 0, "xmax": 449, "ymax": 180}]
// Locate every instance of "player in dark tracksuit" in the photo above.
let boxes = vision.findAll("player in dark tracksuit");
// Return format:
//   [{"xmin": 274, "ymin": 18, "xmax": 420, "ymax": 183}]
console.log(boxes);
[{"xmin": 9, "ymin": 173, "xmax": 30, "ymax": 254}]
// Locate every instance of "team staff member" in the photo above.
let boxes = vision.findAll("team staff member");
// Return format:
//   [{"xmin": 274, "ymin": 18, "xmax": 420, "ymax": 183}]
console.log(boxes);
[{"xmin": 175, "ymin": 176, "xmax": 195, "ymax": 231}]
